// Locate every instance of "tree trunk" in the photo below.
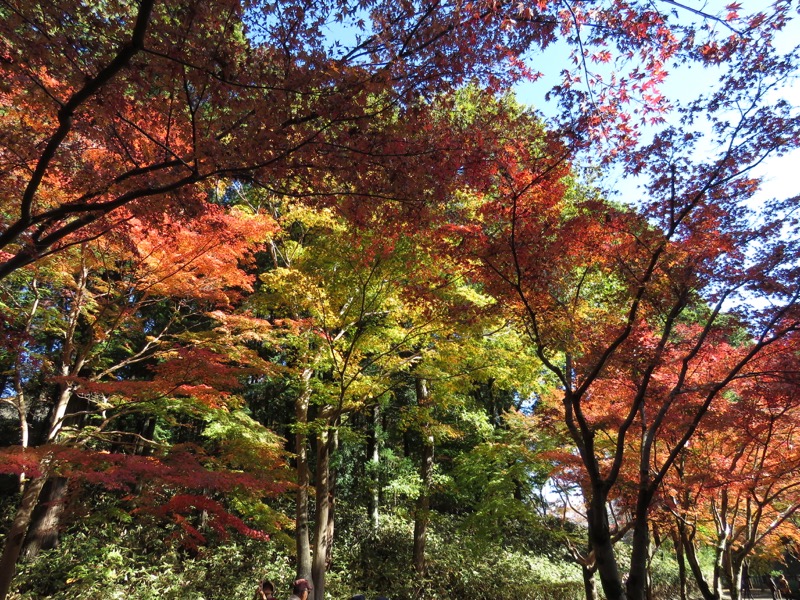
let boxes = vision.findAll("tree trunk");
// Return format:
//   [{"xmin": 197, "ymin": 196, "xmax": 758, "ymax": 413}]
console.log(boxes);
[
  {"xmin": 21, "ymin": 477, "xmax": 68, "ymax": 560},
  {"xmin": 0, "ymin": 374, "xmax": 78, "ymax": 599},
  {"xmin": 295, "ymin": 369, "xmax": 313, "ymax": 579},
  {"xmin": 19, "ymin": 384, "xmax": 83, "ymax": 558},
  {"xmin": 583, "ymin": 564, "xmax": 599, "ymax": 600},
  {"xmin": 134, "ymin": 417, "xmax": 157, "ymax": 456},
  {"xmin": 681, "ymin": 526, "xmax": 717, "ymax": 600},
  {"xmin": 729, "ymin": 556, "xmax": 743, "ymax": 600},
  {"xmin": 587, "ymin": 487, "xmax": 626, "ymax": 600},
  {"xmin": 0, "ymin": 475, "xmax": 48, "ymax": 600},
  {"xmin": 627, "ymin": 502, "xmax": 652, "ymax": 600},
  {"xmin": 413, "ymin": 435, "xmax": 434, "ymax": 575},
  {"xmin": 13, "ymin": 277, "xmax": 38, "ymax": 489},
  {"xmin": 325, "ymin": 429, "xmax": 338, "ymax": 570},
  {"xmin": 311, "ymin": 428, "xmax": 331, "ymax": 600},
  {"xmin": 712, "ymin": 535, "xmax": 727, "ymax": 600},
  {"xmin": 47, "ymin": 262, "xmax": 90, "ymax": 444},
  {"xmin": 12, "ymin": 382, "xmax": 28, "ymax": 493},
  {"xmin": 741, "ymin": 561, "xmax": 752, "ymax": 600},
  {"xmin": 413, "ymin": 378, "xmax": 433, "ymax": 576},
  {"xmin": 367, "ymin": 403, "xmax": 380, "ymax": 532},
  {"xmin": 672, "ymin": 530, "xmax": 688, "ymax": 600}
]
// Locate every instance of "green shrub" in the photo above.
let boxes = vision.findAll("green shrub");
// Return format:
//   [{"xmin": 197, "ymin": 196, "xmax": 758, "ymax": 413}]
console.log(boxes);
[
  {"xmin": 9, "ymin": 521, "xmax": 293, "ymax": 600},
  {"xmin": 329, "ymin": 510, "xmax": 586, "ymax": 600}
]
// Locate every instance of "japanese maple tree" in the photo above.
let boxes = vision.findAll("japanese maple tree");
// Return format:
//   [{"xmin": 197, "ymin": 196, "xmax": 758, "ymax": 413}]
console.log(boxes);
[
  {"xmin": 662, "ymin": 336, "xmax": 800, "ymax": 600},
  {"xmin": 444, "ymin": 19, "xmax": 800, "ymax": 596},
  {"xmin": 0, "ymin": 204, "xmax": 280, "ymax": 600},
  {"xmin": 0, "ymin": 0, "xmax": 721, "ymax": 281}
]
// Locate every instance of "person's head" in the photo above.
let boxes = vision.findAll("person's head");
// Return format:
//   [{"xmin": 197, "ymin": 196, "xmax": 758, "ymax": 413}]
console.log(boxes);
[
  {"xmin": 293, "ymin": 578, "xmax": 313, "ymax": 599},
  {"xmin": 260, "ymin": 580, "xmax": 275, "ymax": 597},
  {"xmin": 350, "ymin": 595, "xmax": 366, "ymax": 600}
]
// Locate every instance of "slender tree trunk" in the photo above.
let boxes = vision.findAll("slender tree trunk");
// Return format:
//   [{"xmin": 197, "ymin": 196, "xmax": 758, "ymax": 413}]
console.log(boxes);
[
  {"xmin": 47, "ymin": 262, "xmax": 90, "ymax": 444},
  {"xmin": 13, "ymin": 370, "xmax": 29, "ymax": 460},
  {"xmin": 632, "ymin": 519, "xmax": 661, "ymax": 600},
  {"xmin": 14, "ymin": 278, "xmax": 38, "ymax": 490},
  {"xmin": 741, "ymin": 561, "xmax": 752, "ymax": 600},
  {"xmin": 628, "ymin": 406, "xmax": 657, "ymax": 600},
  {"xmin": 367, "ymin": 403, "xmax": 380, "ymax": 532},
  {"xmin": 412, "ymin": 378, "xmax": 433, "ymax": 576},
  {"xmin": 12, "ymin": 384, "xmax": 28, "ymax": 493},
  {"xmin": 311, "ymin": 428, "xmax": 331, "ymax": 600},
  {"xmin": 672, "ymin": 530, "xmax": 688, "ymax": 600},
  {"xmin": 0, "ymin": 475, "xmax": 48, "ymax": 600},
  {"xmin": 713, "ymin": 535, "xmax": 727, "ymax": 600},
  {"xmin": 21, "ymin": 477, "xmax": 68, "ymax": 560},
  {"xmin": 413, "ymin": 435, "xmax": 434, "ymax": 575},
  {"xmin": 325, "ymin": 429, "xmax": 338, "ymax": 570},
  {"xmin": 681, "ymin": 527, "xmax": 717, "ymax": 600},
  {"xmin": 295, "ymin": 369, "xmax": 313, "ymax": 579},
  {"xmin": 645, "ymin": 559, "xmax": 654, "ymax": 600},
  {"xmin": 583, "ymin": 564, "xmax": 599, "ymax": 600},
  {"xmin": 134, "ymin": 417, "xmax": 157, "ymax": 456}
]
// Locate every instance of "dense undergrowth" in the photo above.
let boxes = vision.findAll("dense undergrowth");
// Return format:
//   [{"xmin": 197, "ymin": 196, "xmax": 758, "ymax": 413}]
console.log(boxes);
[{"xmin": 1, "ymin": 489, "xmax": 695, "ymax": 600}]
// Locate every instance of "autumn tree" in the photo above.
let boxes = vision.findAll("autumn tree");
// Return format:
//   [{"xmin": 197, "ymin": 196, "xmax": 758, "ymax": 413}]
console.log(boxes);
[
  {"xmin": 2, "ymin": 0, "xmax": 744, "ymax": 285},
  {"xmin": 661, "ymin": 336, "xmax": 800, "ymax": 600},
  {"xmin": 246, "ymin": 194, "xmax": 520, "ymax": 597},
  {"xmin": 0, "ymin": 204, "xmax": 281, "ymax": 600},
  {"xmin": 0, "ymin": 0, "xmax": 593, "ymax": 280},
  {"xmin": 460, "ymin": 150, "xmax": 799, "ymax": 600},
  {"xmin": 444, "ymin": 8, "xmax": 800, "ymax": 595}
]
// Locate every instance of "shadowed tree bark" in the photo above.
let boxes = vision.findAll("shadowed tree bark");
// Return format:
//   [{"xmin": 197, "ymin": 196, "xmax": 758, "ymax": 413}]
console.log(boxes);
[{"xmin": 412, "ymin": 377, "xmax": 434, "ymax": 576}]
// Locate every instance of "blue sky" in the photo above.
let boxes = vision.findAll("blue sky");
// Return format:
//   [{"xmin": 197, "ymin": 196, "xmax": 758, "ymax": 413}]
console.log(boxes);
[{"xmin": 512, "ymin": 1, "xmax": 799, "ymax": 207}]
